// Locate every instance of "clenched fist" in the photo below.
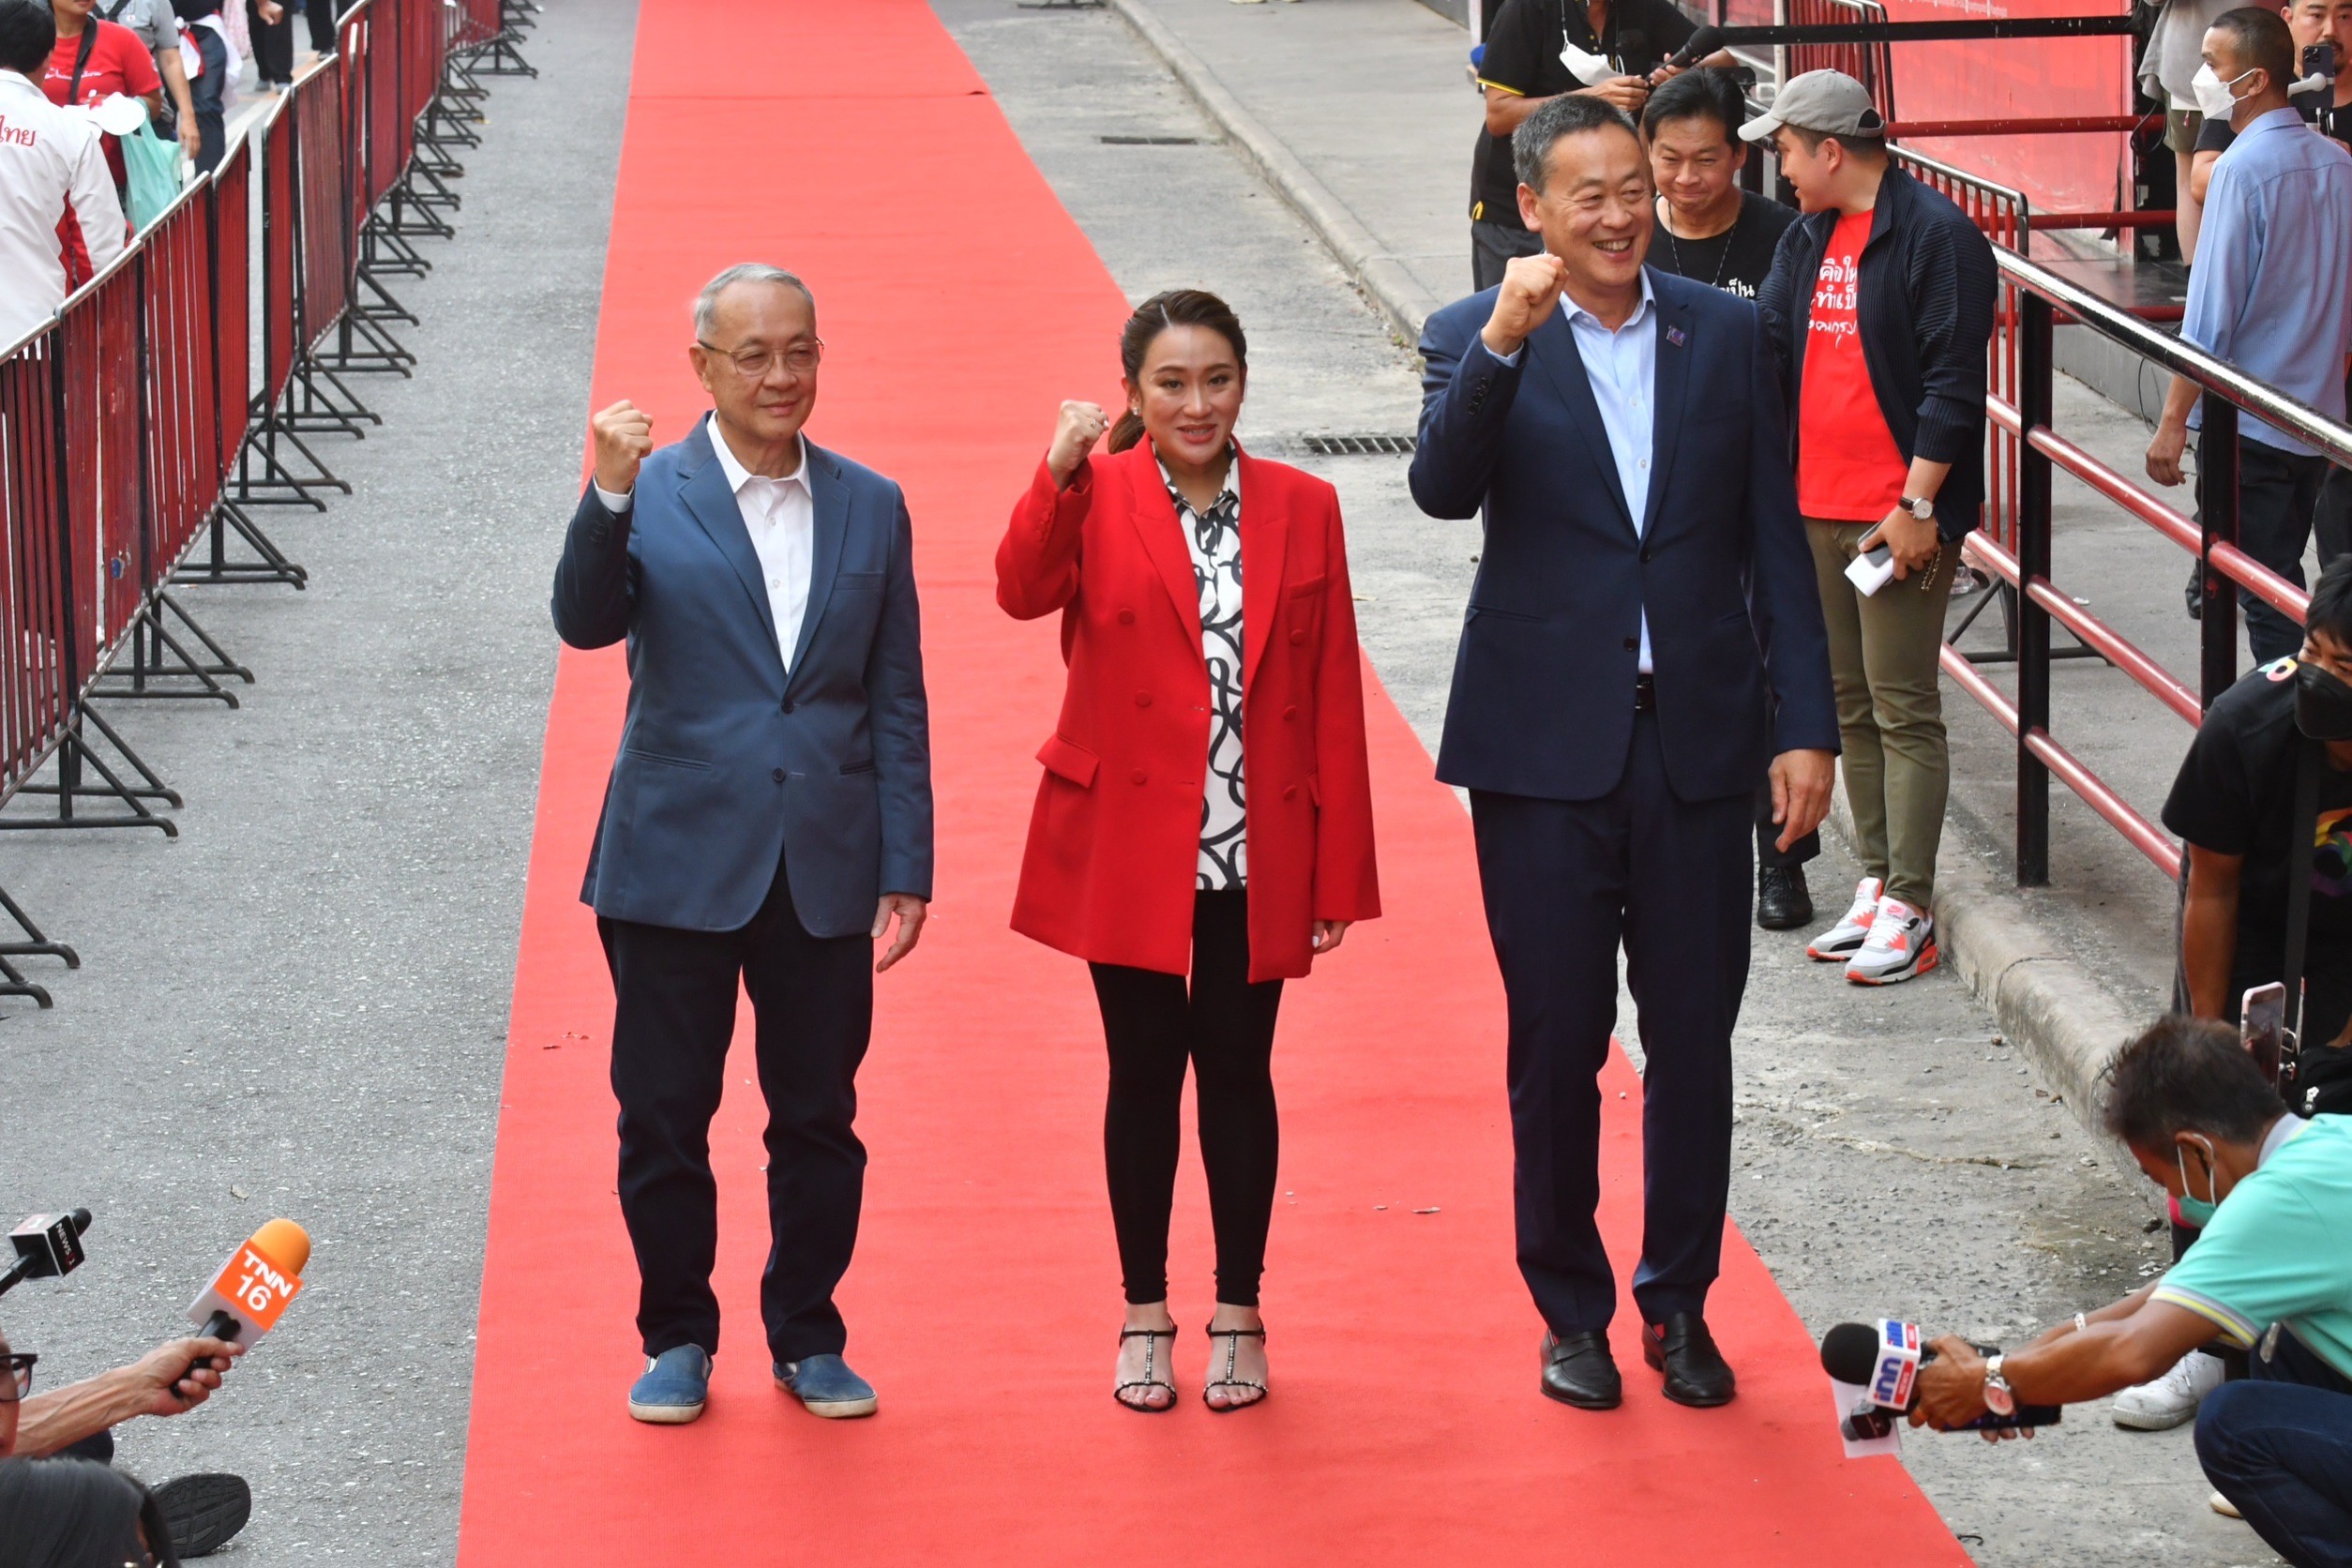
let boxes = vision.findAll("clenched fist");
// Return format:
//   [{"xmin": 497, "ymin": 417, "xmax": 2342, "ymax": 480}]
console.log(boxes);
[
  {"xmin": 1481, "ymin": 251, "xmax": 1570, "ymax": 359},
  {"xmin": 591, "ymin": 400, "xmax": 655, "ymax": 499},
  {"xmin": 1046, "ymin": 400, "xmax": 1109, "ymax": 490}
]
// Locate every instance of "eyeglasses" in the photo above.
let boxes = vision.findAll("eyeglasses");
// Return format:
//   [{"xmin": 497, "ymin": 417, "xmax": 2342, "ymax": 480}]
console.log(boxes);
[
  {"xmin": 0, "ymin": 1352, "xmax": 36, "ymax": 1402},
  {"xmin": 696, "ymin": 339, "xmax": 823, "ymax": 379}
]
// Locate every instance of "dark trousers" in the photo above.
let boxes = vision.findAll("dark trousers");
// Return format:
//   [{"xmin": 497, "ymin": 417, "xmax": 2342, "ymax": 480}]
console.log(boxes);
[
  {"xmin": 1471, "ymin": 218, "xmax": 1543, "ymax": 292},
  {"xmin": 2201, "ymin": 439, "xmax": 2329, "ymax": 665},
  {"xmin": 1089, "ymin": 889, "xmax": 1283, "ymax": 1308},
  {"xmin": 2197, "ymin": 1328, "xmax": 2352, "ymax": 1568},
  {"xmin": 302, "ymin": 0, "xmax": 339, "ymax": 55},
  {"xmin": 1470, "ymin": 709, "xmax": 1751, "ymax": 1334},
  {"xmin": 598, "ymin": 849, "xmax": 872, "ymax": 1364},
  {"xmin": 247, "ymin": 0, "xmax": 294, "ymax": 85},
  {"xmin": 189, "ymin": 29, "xmax": 227, "ymax": 175},
  {"xmin": 1755, "ymin": 776, "xmax": 1820, "ymax": 871}
]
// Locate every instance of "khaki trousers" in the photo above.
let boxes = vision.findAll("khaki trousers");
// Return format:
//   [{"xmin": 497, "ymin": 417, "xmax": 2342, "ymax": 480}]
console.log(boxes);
[{"xmin": 1806, "ymin": 520, "xmax": 1958, "ymax": 911}]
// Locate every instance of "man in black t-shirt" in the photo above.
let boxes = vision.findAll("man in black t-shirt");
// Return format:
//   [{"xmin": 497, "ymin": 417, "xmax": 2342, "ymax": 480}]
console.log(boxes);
[
  {"xmin": 1637, "ymin": 68, "xmax": 1813, "ymax": 927},
  {"xmin": 1470, "ymin": 0, "xmax": 1731, "ymax": 289},
  {"xmin": 2164, "ymin": 557, "xmax": 2352, "ymax": 1056}
]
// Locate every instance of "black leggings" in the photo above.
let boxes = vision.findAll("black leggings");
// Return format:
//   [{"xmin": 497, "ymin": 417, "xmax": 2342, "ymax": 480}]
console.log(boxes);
[{"xmin": 1089, "ymin": 889, "xmax": 1283, "ymax": 1307}]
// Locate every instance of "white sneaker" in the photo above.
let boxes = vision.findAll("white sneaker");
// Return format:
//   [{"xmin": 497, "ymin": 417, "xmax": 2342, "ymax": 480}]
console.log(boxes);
[
  {"xmin": 1844, "ymin": 897, "xmax": 1938, "ymax": 985},
  {"xmin": 1807, "ymin": 876, "xmax": 1883, "ymax": 961},
  {"xmin": 2111, "ymin": 1349, "xmax": 2224, "ymax": 1431}
]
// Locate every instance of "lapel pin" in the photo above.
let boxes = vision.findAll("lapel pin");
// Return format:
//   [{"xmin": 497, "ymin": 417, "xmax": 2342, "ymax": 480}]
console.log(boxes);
[{"xmin": 1665, "ymin": 325, "xmax": 1687, "ymax": 348}]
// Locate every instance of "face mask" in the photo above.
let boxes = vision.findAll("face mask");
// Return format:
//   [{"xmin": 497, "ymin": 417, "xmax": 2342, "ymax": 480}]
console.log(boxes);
[
  {"xmin": 2296, "ymin": 659, "xmax": 2352, "ymax": 740},
  {"xmin": 2193, "ymin": 62, "xmax": 2257, "ymax": 121},
  {"xmin": 2177, "ymin": 1138, "xmax": 2224, "ymax": 1226}
]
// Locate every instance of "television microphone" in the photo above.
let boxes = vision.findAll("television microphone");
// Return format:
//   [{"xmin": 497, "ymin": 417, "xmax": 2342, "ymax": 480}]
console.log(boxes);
[
  {"xmin": 1651, "ymin": 25, "xmax": 1724, "ymax": 80},
  {"xmin": 1820, "ymin": 1319, "xmax": 2062, "ymax": 1434},
  {"xmin": 1, "ymin": 1210, "xmax": 92, "ymax": 1297},
  {"xmin": 186, "ymin": 1219, "xmax": 309, "ymax": 1348}
]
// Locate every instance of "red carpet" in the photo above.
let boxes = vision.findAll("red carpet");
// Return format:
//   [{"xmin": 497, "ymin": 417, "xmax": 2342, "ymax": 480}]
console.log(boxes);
[{"xmin": 454, "ymin": 3, "xmax": 1973, "ymax": 1560}]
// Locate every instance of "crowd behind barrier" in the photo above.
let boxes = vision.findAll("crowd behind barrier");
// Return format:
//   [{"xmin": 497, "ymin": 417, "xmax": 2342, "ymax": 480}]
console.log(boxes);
[{"xmin": 0, "ymin": 0, "xmax": 537, "ymax": 1008}]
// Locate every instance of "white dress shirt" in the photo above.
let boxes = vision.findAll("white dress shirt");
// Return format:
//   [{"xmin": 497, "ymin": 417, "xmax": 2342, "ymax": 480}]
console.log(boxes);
[
  {"xmin": 596, "ymin": 414, "xmax": 816, "ymax": 672},
  {"xmin": 1489, "ymin": 275, "xmax": 1660, "ymax": 671}
]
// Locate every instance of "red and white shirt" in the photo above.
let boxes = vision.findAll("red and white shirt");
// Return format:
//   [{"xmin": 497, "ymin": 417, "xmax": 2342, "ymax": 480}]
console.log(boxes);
[{"xmin": 0, "ymin": 69, "xmax": 128, "ymax": 348}]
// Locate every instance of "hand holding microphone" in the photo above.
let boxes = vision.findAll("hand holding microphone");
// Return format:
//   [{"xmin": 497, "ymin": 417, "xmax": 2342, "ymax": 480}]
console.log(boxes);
[
  {"xmin": 1648, "ymin": 25, "xmax": 1723, "ymax": 83},
  {"xmin": 1820, "ymin": 1319, "xmax": 2061, "ymax": 1440}
]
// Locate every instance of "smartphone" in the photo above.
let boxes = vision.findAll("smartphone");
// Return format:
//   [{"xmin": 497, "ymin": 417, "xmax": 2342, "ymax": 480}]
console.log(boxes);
[
  {"xmin": 2244, "ymin": 981, "xmax": 2287, "ymax": 1085},
  {"xmin": 2304, "ymin": 41, "xmax": 2340, "ymax": 81},
  {"xmin": 1845, "ymin": 530, "xmax": 1897, "ymax": 597}
]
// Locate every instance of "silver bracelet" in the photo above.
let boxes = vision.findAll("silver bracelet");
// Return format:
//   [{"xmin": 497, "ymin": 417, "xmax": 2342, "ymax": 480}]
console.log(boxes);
[{"xmin": 2074, "ymin": 1312, "xmax": 2090, "ymax": 1334}]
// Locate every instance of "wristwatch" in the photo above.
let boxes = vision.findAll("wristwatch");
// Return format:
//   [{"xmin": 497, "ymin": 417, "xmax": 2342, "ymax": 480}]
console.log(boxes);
[
  {"xmin": 1982, "ymin": 1354, "xmax": 2017, "ymax": 1417},
  {"xmin": 1899, "ymin": 495, "xmax": 1936, "ymax": 520}
]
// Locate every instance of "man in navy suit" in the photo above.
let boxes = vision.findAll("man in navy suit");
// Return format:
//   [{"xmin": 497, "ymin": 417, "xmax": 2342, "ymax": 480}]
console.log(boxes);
[
  {"xmin": 1410, "ymin": 96, "xmax": 1837, "ymax": 1411},
  {"xmin": 552, "ymin": 264, "xmax": 932, "ymax": 1425}
]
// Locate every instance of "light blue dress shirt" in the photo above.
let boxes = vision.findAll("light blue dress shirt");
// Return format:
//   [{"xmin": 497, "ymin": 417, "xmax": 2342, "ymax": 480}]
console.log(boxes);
[
  {"xmin": 1494, "ymin": 274, "xmax": 1660, "ymax": 670},
  {"xmin": 2183, "ymin": 107, "xmax": 2352, "ymax": 457}
]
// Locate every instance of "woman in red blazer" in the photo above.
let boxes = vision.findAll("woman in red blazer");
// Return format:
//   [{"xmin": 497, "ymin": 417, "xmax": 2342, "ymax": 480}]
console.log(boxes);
[{"xmin": 998, "ymin": 290, "xmax": 1380, "ymax": 1415}]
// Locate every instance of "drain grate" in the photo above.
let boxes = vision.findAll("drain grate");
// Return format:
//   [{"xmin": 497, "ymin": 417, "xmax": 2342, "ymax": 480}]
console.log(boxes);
[
  {"xmin": 1098, "ymin": 134, "xmax": 1212, "ymax": 145},
  {"xmin": 1299, "ymin": 433, "xmax": 1417, "ymax": 457}
]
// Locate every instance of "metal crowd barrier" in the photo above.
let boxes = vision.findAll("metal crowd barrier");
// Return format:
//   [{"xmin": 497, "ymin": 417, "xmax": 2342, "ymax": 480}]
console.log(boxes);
[{"xmin": 0, "ymin": 0, "xmax": 536, "ymax": 1005}]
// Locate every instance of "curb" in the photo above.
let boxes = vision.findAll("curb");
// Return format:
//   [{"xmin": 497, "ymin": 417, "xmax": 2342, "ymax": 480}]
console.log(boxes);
[
  {"xmin": 1826, "ymin": 792, "xmax": 2141, "ymax": 1138},
  {"xmin": 1108, "ymin": 0, "xmax": 1445, "ymax": 349},
  {"xmin": 1113, "ymin": 0, "xmax": 2143, "ymax": 1137}
]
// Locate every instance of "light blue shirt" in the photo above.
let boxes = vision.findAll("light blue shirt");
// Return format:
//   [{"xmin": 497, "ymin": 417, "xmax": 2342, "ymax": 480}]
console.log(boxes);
[
  {"xmin": 1494, "ymin": 273, "xmax": 1659, "ymax": 670},
  {"xmin": 2183, "ymin": 107, "xmax": 2352, "ymax": 457}
]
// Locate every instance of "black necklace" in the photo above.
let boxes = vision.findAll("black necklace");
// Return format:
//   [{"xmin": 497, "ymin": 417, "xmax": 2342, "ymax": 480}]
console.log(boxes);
[{"xmin": 1659, "ymin": 197, "xmax": 1745, "ymax": 291}]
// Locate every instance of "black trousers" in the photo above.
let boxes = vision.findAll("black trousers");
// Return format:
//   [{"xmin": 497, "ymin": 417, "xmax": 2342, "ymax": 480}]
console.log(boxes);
[
  {"xmin": 1089, "ymin": 889, "xmax": 1283, "ymax": 1308},
  {"xmin": 302, "ymin": 0, "xmax": 339, "ymax": 54},
  {"xmin": 1471, "ymin": 218, "xmax": 1543, "ymax": 292},
  {"xmin": 2201, "ymin": 440, "xmax": 2329, "ymax": 665},
  {"xmin": 247, "ymin": 0, "xmax": 294, "ymax": 86},
  {"xmin": 1471, "ymin": 710, "xmax": 1750, "ymax": 1334},
  {"xmin": 1754, "ymin": 776, "xmax": 1820, "ymax": 870},
  {"xmin": 598, "ymin": 849, "xmax": 871, "ymax": 1363}
]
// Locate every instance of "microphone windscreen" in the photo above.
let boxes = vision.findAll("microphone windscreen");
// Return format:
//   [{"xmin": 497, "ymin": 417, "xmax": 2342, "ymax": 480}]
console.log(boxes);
[
  {"xmin": 250, "ymin": 1219, "xmax": 310, "ymax": 1275},
  {"xmin": 1681, "ymin": 25, "xmax": 1723, "ymax": 61},
  {"xmin": 67, "ymin": 1209, "xmax": 92, "ymax": 1237},
  {"xmin": 1820, "ymin": 1321, "xmax": 1882, "ymax": 1384}
]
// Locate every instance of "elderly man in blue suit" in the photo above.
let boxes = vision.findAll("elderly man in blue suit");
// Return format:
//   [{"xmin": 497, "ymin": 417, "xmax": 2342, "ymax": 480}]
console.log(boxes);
[
  {"xmin": 1410, "ymin": 96, "xmax": 1837, "ymax": 1412},
  {"xmin": 553, "ymin": 263, "xmax": 932, "ymax": 1426}
]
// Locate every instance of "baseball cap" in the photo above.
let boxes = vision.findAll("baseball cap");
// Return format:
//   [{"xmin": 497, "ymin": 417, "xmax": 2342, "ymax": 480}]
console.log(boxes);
[{"xmin": 1738, "ymin": 70, "xmax": 1886, "ymax": 143}]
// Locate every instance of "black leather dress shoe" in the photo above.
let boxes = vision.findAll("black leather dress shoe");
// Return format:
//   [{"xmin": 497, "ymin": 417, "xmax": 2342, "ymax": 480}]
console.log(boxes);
[
  {"xmin": 1756, "ymin": 865, "xmax": 1813, "ymax": 930},
  {"xmin": 1540, "ymin": 1330, "xmax": 1622, "ymax": 1410},
  {"xmin": 1642, "ymin": 1313, "xmax": 1736, "ymax": 1407}
]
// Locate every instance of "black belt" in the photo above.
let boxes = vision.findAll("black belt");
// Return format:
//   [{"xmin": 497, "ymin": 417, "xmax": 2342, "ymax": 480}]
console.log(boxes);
[{"xmin": 1634, "ymin": 673, "xmax": 1656, "ymax": 713}]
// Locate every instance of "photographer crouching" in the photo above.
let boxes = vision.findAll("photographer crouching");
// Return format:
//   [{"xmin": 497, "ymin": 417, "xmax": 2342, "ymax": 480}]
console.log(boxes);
[{"xmin": 1909, "ymin": 1017, "xmax": 2352, "ymax": 1566}]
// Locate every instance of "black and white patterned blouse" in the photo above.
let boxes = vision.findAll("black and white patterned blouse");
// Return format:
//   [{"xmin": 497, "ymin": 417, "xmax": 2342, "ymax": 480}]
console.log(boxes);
[{"xmin": 1160, "ymin": 454, "xmax": 1246, "ymax": 891}]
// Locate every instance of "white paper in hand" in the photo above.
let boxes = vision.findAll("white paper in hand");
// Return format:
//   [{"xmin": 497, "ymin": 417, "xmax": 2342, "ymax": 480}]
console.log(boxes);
[
  {"xmin": 1832, "ymin": 1377, "xmax": 1905, "ymax": 1458},
  {"xmin": 1559, "ymin": 40, "xmax": 1621, "ymax": 85}
]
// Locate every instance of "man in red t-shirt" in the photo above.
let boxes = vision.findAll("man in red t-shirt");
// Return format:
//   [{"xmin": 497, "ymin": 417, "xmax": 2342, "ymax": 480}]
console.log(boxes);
[
  {"xmin": 38, "ymin": 0, "xmax": 160, "ymax": 188},
  {"xmin": 1750, "ymin": 71, "xmax": 1998, "ymax": 988}
]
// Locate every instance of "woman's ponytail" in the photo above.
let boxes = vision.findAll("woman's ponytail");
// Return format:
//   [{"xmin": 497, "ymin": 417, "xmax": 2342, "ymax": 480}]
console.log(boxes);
[{"xmin": 1107, "ymin": 407, "xmax": 1147, "ymax": 454}]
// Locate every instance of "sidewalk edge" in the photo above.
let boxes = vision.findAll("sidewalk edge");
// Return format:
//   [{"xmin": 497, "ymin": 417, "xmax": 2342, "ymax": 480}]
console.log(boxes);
[
  {"xmin": 1108, "ymin": 0, "xmax": 1444, "ymax": 349},
  {"xmin": 1827, "ymin": 793, "xmax": 2140, "ymax": 1137}
]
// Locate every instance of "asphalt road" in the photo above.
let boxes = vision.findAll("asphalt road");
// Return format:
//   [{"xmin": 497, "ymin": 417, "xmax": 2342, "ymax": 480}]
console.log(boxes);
[{"xmin": 0, "ymin": 0, "xmax": 632, "ymax": 1557}]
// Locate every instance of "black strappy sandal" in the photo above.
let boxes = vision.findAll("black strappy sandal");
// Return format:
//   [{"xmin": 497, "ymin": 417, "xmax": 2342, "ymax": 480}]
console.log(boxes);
[
  {"xmin": 1203, "ymin": 1323, "xmax": 1268, "ymax": 1412},
  {"xmin": 1115, "ymin": 1323, "xmax": 1179, "ymax": 1413}
]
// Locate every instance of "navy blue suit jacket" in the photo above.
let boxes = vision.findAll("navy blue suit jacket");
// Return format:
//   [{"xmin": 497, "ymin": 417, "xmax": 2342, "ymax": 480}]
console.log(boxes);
[
  {"xmin": 551, "ymin": 418, "xmax": 933, "ymax": 936},
  {"xmin": 1409, "ymin": 268, "xmax": 1837, "ymax": 803}
]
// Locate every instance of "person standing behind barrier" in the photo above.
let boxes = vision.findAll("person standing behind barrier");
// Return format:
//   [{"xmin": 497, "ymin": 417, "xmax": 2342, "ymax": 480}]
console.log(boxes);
[
  {"xmin": 2145, "ymin": 0, "xmax": 2248, "ymax": 260},
  {"xmin": 1752, "ymin": 70, "xmax": 1997, "ymax": 988},
  {"xmin": 996, "ymin": 291, "xmax": 1380, "ymax": 1413},
  {"xmin": 39, "ymin": 0, "xmax": 159, "ymax": 189},
  {"xmin": 92, "ymin": 0, "xmax": 197, "ymax": 159},
  {"xmin": 1467, "ymin": 0, "xmax": 1734, "ymax": 291},
  {"xmin": 170, "ymin": 0, "xmax": 234, "ymax": 173},
  {"xmin": 551, "ymin": 264, "xmax": 934, "ymax": 1428},
  {"xmin": 0, "ymin": 0, "xmax": 125, "ymax": 344},
  {"xmin": 2148, "ymin": 8, "xmax": 2352, "ymax": 666},
  {"xmin": 1641, "ymin": 68, "xmax": 1815, "ymax": 934},
  {"xmin": 239, "ymin": 0, "xmax": 286, "ymax": 90}
]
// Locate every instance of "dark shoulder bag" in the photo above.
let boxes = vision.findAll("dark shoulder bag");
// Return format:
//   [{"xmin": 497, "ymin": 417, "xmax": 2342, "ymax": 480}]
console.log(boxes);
[{"xmin": 2280, "ymin": 738, "xmax": 2352, "ymax": 1113}]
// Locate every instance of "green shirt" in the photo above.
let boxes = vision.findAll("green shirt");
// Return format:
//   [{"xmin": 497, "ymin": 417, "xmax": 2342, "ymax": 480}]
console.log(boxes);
[{"xmin": 2153, "ymin": 1116, "xmax": 2352, "ymax": 1379}]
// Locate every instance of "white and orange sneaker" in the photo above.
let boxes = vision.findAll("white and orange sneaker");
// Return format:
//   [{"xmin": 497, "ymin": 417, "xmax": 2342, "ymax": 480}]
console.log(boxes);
[
  {"xmin": 1845, "ymin": 897, "xmax": 1938, "ymax": 985},
  {"xmin": 1806, "ymin": 877, "xmax": 1883, "ymax": 962}
]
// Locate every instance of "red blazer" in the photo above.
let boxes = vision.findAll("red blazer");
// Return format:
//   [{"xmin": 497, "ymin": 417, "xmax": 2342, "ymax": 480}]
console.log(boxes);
[{"xmin": 997, "ymin": 442, "xmax": 1380, "ymax": 982}]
